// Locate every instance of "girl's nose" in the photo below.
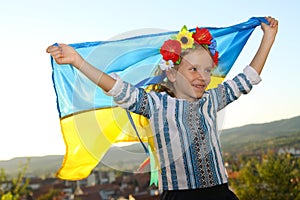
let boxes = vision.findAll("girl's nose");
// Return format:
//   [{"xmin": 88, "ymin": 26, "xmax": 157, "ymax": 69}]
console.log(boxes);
[
  {"xmin": 196, "ymin": 69, "xmax": 211, "ymax": 81},
  {"xmin": 196, "ymin": 70, "xmax": 205, "ymax": 79}
]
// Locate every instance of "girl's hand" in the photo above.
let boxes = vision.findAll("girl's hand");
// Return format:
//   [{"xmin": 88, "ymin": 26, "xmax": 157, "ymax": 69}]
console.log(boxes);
[
  {"xmin": 46, "ymin": 43, "xmax": 83, "ymax": 67},
  {"xmin": 261, "ymin": 16, "xmax": 278, "ymax": 40}
]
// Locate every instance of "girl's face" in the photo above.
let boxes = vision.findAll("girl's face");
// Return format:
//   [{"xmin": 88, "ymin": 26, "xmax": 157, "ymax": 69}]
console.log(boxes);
[{"xmin": 167, "ymin": 49, "xmax": 213, "ymax": 101}]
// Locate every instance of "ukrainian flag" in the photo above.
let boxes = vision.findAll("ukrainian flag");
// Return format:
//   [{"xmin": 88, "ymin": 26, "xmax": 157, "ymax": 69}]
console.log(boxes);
[{"xmin": 50, "ymin": 17, "xmax": 267, "ymax": 180}]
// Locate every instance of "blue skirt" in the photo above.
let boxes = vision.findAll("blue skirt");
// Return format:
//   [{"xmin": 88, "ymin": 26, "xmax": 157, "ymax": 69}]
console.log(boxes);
[{"xmin": 160, "ymin": 184, "xmax": 239, "ymax": 200}]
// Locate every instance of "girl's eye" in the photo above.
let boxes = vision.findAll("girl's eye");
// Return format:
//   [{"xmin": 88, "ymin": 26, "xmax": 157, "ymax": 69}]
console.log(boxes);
[
  {"xmin": 191, "ymin": 67, "xmax": 197, "ymax": 71},
  {"xmin": 204, "ymin": 69, "xmax": 211, "ymax": 73}
]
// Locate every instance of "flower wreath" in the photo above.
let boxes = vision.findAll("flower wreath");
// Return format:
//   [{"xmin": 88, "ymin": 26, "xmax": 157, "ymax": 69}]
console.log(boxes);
[{"xmin": 159, "ymin": 25, "xmax": 219, "ymax": 71}]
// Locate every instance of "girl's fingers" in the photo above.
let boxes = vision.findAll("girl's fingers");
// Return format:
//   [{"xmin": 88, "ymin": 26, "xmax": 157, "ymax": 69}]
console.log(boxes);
[
  {"xmin": 46, "ymin": 45, "xmax": 62, "ymax": 53},
  {"xmin": 265, "ymin": 16, "xmax": 278, "ymax": 27},
  {"xmin": 46, "ymin": 45, "xmax": 54, "ymax": 53},
  {"xmin": 52, "ymin": 51, "xmax": 63, "ymax": 58}
]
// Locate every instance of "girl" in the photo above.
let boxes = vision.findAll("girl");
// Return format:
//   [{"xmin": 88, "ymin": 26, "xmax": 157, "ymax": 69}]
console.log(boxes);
[{"xmin": 47, "ymin": 17, "xmax": 278, "ymax": 200}]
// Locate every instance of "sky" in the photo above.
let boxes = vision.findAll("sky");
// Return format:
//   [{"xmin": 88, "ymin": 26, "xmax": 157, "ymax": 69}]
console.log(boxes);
[{"xmin": 0, "ymin": 0, "xmax": 299, "ymax": 161}]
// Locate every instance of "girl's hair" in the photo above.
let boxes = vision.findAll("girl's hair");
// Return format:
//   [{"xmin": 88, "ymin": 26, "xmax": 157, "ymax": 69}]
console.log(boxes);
[
  {"xmin": 148, "ymin": 44, "xmax": 213, "ymax": 96},
  {"xmin": 147, "ymin": 69, "xmax": 176, "ymax": 97}
]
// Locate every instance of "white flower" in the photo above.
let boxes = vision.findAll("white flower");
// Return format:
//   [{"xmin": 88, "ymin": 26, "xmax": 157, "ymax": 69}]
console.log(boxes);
[{"xmin": 159, "ymin": 60, "xmax": 174, "ymax": 71}]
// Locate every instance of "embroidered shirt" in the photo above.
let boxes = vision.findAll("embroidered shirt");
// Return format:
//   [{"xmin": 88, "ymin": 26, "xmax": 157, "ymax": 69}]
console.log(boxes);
[{"xmin": 107, "ymin": 65, "xmax": 261, "ymax": 190}]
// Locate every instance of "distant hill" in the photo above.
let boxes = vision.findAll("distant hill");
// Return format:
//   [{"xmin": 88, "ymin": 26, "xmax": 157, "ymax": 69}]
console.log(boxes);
[
  {"xmin": 1, "ymin": 115, "xmax": 299, "ymax": 177},
  {"xmin": 220, "ymin": 115, "xmax": 300, "ymax": 153},
  {"xmin": 0, "ymin": 155, "xmax": 64, "ymax": 178},
  {"xmin": 221, "ymin": 115, "xmax": 300, "ymax": 141}
]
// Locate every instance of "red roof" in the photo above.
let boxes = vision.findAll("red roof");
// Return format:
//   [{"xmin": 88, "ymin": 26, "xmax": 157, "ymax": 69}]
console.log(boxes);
[{"xmin": 76, "ymin": 192, "xmax": 102, "ymax": 200}]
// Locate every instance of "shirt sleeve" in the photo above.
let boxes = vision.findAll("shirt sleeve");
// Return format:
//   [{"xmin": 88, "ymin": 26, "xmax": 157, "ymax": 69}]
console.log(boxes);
[
  {"xmin": 105, "ymin": 74, "xmax": 152, "ymax": 119},
  {"xmin": 243, "ymin": 65, "xmax": 262, "ymax": 85},
  {"xmin": 103, "ymin": 73, "xmax": 125, "ymax": 97},
  {"xmin": 212, "ymin": 65, "xmax": 262, "ymax": 111}
]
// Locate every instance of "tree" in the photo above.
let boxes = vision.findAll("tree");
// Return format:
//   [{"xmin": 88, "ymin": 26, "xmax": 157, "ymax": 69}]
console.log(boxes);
[
  {"xmin": 231, "ymin": 151, "xmax": 300, "ymax": 200},
  {"xmin": 0, "ymin": 159, "xmax": 30, "ymax": 200}
]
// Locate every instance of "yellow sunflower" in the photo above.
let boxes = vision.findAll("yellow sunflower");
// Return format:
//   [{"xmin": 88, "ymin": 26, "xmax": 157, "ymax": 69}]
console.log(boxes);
[{"xmin": 176, "ymin": 26, "xmax": 194, "ymax": 49}]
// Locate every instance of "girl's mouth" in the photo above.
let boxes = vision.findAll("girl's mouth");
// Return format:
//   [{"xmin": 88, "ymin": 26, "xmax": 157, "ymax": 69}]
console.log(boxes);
[{"xmin": 192, "ymin": 83, "xmax": 206, "ymax": 89}]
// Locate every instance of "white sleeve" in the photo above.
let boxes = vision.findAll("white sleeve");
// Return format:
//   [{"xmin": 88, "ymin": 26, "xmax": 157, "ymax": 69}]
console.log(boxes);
[
  {"xmin": 243, "ymin": 65, "xmax": 262, "ymax": 85},
  {"xmin": 103, "ymin": 73, "xmax": 124, "ymax": 97}
]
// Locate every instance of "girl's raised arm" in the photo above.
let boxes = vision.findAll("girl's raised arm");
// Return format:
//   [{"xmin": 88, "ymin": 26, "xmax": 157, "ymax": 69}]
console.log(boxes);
[
  {"xmin": 46, "ymin": 43, "xmax": 116, "ymax": 92},
  {"xmin": 249, "ymin": 16, "xmax": 278, "ymax": 75}
]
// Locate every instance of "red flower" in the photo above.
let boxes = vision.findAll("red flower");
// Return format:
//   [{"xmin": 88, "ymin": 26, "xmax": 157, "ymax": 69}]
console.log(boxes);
[
  {"xmin": 192, "ymin": 27, "xmax": 212, "ymax": 45},
  {"xmin": 160, "ymin": 39, "xmax": 182, "ymax": 63},
  {"xmin": 213, "ymin": 51, "xmax": 219, "ymax": 65}
]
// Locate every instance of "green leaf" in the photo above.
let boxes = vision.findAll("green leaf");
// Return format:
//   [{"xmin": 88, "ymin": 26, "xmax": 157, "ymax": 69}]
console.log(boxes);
[
  {"xmin": 181, "ymin": 25, "xmax": 188, "ymax": 31},
  {"xmin": 170, "ymin": 35, "xmax": 177, "ymax": 40}
]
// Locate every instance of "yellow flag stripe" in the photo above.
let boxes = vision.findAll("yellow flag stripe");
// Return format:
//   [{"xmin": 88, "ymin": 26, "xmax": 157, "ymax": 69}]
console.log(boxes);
[{"xmin": 56, "ymin": 107, "xmax": 151, "ymax": 179}]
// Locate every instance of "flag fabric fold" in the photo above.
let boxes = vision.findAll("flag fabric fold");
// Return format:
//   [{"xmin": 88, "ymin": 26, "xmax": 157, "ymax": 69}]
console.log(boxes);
[{"xmin": 50, "ymin": 17, "xmax": 266, "ymax": 181}]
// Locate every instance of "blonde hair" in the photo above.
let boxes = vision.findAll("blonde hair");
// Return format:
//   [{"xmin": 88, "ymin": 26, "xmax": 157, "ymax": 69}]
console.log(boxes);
[{"xmin": 147, "ymin": 67, "xmax": 176, "ymax": 97}]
